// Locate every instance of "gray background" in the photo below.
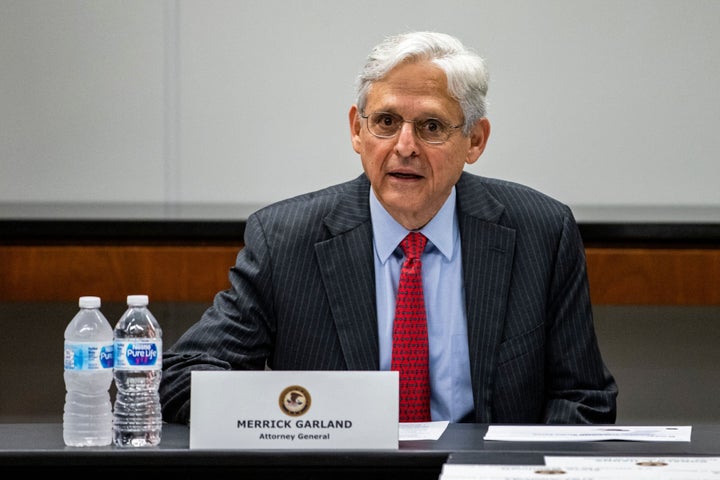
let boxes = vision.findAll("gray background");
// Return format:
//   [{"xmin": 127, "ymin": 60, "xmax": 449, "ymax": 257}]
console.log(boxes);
[{"xmin": 2, "ymin": 0, "xmax": 719, "ymax": 212}]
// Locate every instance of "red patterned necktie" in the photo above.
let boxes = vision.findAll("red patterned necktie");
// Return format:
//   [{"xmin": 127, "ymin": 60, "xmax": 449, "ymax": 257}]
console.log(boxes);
[{"xmin": 391, "ymin": 232, "xmax": 431, "ymax": 422}]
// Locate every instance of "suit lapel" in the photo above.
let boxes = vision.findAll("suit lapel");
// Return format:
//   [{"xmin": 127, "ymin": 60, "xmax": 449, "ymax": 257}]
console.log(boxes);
[
  {"xmin": 315, "ymin": 176, "xmax": 380, "ymax": 370},
  {"xmin": 456, "ymin": 173, "xmax": 516, "ymax": 422}
]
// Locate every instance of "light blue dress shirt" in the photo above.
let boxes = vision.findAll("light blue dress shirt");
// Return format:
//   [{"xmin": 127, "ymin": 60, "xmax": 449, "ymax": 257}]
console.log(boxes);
[{"xmin": 370, "ymin": 187, "xmax": 474, "ymax": 422}]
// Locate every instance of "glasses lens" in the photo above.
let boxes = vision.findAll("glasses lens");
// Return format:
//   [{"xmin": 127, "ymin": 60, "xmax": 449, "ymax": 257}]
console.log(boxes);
[
  {"xmin": 416, "ymin": 118, "xmax": 449, "ymax": 143},
  {"xmin": 364, "ymin": 112, "xmax": 457, "ymax": 144},
  {"xmin": 367, "ymin": 112, "xmax": 401, "ymax": 137}
]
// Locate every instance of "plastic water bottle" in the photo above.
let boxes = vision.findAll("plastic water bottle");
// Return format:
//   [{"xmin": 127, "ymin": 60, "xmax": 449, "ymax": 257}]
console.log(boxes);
[
  {"xmin": 63, "ymin": 296, "xmax": 114, "ymax": 447},
  {"xmin": 113, "ymin": 294, "xmax": 163, "ymax": 447}
]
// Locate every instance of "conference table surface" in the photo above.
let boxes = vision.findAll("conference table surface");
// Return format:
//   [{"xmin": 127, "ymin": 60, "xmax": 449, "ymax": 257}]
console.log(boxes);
[{"xmin": 2, "ymin": 423, "xmax": 720, "ymax": 478}]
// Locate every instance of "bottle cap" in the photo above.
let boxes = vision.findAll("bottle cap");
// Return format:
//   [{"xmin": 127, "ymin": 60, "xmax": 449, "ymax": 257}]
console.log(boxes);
[
  {"xmin": 78, "ymin": 296, "xmax": 101, "ymax": 308},
  {"xmin": 126, "ymin": 294, "xmax": 149, "ymax": 306}
]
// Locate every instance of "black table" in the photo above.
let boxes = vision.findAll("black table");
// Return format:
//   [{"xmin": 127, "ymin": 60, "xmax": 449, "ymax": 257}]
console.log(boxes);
[{"xmin": 2, "ymin": 423, "xmax": 719, "ymax": 478}]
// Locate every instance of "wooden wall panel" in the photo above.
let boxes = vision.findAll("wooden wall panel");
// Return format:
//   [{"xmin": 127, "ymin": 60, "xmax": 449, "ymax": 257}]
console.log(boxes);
[
  {"xmin": 0, "ymin": 245, "xmax": 241, "ymax": 302},
  {"xmin": 585, "ymin": 247, "xmax": 720, "ymax": 305},
  {"xmin": 2, "ymin": 245, "xmax": 719, "ymax": 305}
]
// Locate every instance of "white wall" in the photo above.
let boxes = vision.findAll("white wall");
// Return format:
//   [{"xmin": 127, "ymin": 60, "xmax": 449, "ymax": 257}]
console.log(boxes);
[{"xmin": 2, "ymin": 0, "xmax": 719, "ymax": 214}]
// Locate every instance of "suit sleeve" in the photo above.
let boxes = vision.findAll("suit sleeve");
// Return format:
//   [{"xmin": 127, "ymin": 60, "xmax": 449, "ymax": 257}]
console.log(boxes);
[
  {"xmin": 159, "ymin": 213, "xmax": 275, "ymax": 424},
  {"xmin": 542, "ymin": 213, "xmax": 618, "ymax": 423}
]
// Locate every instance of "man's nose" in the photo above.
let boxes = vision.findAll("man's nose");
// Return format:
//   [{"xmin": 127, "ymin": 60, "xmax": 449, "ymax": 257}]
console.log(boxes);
[{"xmin": 394, "ymin": 121, "xmax": 419, "ymax": 156}]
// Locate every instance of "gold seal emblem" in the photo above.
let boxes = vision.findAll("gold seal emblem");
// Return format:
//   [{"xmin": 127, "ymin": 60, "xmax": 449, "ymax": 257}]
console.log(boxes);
[{"xmin": 279, "ymin": 385, "xmax": 311, "ymax": 416}]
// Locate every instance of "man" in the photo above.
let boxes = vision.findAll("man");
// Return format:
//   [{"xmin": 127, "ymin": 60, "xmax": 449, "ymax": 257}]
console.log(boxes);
[{"xmin": 159, "ymin": 31, "xmax": 618, "ymax": 425}]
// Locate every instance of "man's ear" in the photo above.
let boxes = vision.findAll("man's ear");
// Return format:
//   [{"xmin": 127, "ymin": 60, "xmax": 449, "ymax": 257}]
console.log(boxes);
[
  {"xmin": 465, "ymin": 117, "xmax": 491, "ymax": 165},
  {"xmin": 349, "ymin": 105, "xmax": 362, "ymax": 154}
]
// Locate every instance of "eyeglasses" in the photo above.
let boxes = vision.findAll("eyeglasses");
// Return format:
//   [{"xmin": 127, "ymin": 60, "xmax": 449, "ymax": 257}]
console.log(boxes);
[{"xmin": 360, "ymin": 111, "xmax": 462, "ymax": 145}]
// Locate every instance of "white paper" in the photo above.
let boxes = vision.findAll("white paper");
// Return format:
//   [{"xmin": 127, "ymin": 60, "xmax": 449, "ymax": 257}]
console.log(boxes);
[
  {"xmin": 545, "ymin": 456, "xmax": 720, "ymax": 468},
  {"xmin": 441, "ymin": 463, "xmax": 720, "ymax": 479},
  {"xmin": 399, "ymin": 420, "xmax": 449, "ymax": 440},
  {"xmin": 441, "ymin": 464, "xmax": 606, "ymax": 480},
  {"xmin": 484, "ymin": 425, "xmax": 691, "ymax": 442}
]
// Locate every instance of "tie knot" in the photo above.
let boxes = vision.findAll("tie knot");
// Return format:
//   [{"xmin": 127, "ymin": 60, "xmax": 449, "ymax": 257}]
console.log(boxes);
[{"xmin": 400, "ymin": 232, "xmax": 427, "ymax": 260}]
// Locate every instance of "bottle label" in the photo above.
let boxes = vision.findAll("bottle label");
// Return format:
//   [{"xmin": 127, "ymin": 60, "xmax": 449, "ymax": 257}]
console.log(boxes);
[
  {"xmin": 64, "ymin": 342, "xmax": 114, "ymax": 370},
  {"xmin": 114, "ymin": 339, "xmax": 162, "ymax": 370}
]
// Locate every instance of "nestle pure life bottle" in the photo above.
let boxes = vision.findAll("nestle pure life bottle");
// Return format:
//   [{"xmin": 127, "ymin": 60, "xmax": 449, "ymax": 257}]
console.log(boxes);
[
  {"xmin": 112, "ymin": 294, "xmax": 163, "ymax": 447},
  {"xmin": 63, "ymin": 296, "xmax": 114, "ymax": 446}
]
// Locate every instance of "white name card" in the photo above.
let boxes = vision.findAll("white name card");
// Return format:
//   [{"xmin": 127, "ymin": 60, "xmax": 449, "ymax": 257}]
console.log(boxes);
[{"xmin": 189, "ymin": 370, "xmax": 399, "ymax": 450}]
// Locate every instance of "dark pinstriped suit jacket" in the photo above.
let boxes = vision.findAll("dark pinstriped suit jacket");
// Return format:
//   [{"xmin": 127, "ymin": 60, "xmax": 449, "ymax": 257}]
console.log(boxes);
[{"xmin": 160, "ymin": 172, "xmax": 618, "ymax": 425}]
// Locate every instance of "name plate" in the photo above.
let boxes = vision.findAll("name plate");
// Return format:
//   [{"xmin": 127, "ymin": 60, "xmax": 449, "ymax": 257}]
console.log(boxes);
[{"xmin": 189, "ymin": 370, "xmax": 399, "ymax": 449}]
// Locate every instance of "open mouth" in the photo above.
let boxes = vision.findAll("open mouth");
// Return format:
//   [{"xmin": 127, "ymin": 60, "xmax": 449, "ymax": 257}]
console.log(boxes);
[{"xmin": 390, "ymin": 172, "xmax": 422, "ymax": 179}]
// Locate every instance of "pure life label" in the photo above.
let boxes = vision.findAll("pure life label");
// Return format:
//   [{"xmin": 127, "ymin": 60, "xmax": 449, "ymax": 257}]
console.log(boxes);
[{"xmin": 114, "ymin": 340, "xmax": 162, "ymax": 370}]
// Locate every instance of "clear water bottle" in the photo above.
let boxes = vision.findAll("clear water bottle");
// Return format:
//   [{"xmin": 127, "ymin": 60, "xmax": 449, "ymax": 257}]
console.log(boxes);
[
  {"xmin": 113, "ymin": 294, "xmax": 163, "ymax": 447},
  {"xmin": 63, "ymin": 296, "xmax": 114, "ymax": 447}
]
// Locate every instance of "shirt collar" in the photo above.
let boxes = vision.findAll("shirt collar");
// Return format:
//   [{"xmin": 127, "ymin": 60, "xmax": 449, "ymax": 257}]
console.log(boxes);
[{"xmin": 370, "ymin": 187, "xmax": 457, "ymax": 264}]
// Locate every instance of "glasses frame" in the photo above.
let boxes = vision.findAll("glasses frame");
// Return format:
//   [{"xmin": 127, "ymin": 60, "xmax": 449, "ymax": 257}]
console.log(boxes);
[{"xmin": 359, "ymin": 111, "xmax": 463, "ymax": 145}]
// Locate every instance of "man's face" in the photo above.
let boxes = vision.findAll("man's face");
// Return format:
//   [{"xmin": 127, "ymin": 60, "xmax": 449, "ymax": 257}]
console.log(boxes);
[{"xmin": 349, "ymin": 60, "xmax": 489, "ymax": 230}]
